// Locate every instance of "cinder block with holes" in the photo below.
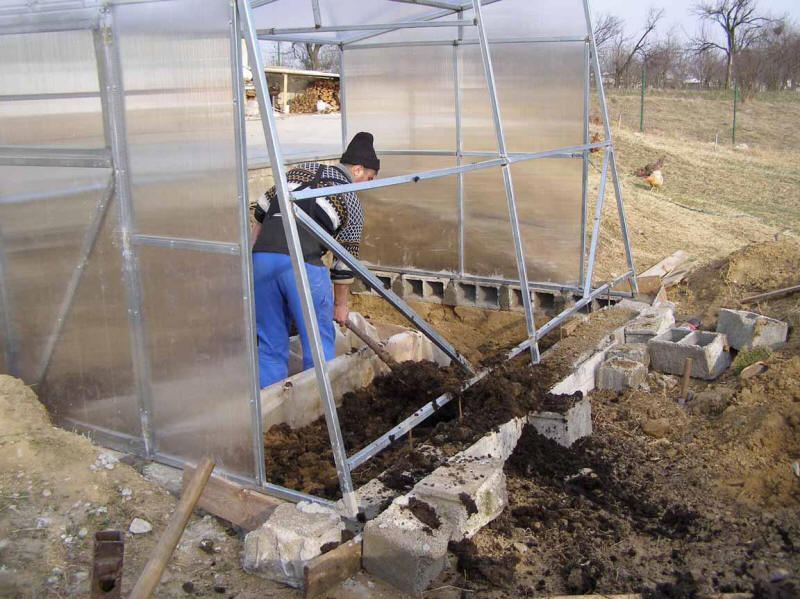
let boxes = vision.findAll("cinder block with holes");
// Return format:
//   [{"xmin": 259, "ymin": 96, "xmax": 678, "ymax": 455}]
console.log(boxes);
[{"xmin": 648, "ymin": 327, "xmax": 730, "ymax": 380}]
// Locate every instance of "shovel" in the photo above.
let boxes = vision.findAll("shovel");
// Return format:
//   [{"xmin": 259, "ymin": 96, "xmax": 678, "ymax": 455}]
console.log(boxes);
[{"xmin": 344, "ymin": 318, "xmax": 399, "ymax": 371}]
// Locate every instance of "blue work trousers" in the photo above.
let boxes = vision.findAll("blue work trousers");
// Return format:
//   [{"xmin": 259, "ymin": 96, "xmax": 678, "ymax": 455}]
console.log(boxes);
[{"xmin": 252, "ymin": 252, "xmax": 335, "ymax": 388}]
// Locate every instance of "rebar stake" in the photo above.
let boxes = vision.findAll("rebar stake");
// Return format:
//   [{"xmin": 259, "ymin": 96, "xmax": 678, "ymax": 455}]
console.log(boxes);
[
  {"xmin": 680, "ymin": 357, "xmax": 693, "ymax": 402},
  {"xmin": 458, "ymin": 397, "xmax": 463, "ymax": 422}
]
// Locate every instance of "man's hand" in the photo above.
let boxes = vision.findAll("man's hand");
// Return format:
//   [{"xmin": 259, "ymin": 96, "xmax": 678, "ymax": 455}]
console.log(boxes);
[{"xmin": 333, "ymin": 283, "xmax": 349, "ymax": 326}]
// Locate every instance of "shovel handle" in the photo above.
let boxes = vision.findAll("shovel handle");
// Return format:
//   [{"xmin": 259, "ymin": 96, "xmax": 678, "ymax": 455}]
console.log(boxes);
[{"xmin": 344, "ymin": 320, "xmax": 398, "ymax": 370}]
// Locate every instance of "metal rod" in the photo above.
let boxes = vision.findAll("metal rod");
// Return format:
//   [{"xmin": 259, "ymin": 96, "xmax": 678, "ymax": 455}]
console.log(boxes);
[
  {"xmin": 0, "ymin": 7, "xmax": 100, "ymax": 35},
  {"xmin": 582, "ymin": 148, "xmax": 609, "ymax": 298},
  {"xmin": 347, "ymin": 369, "xmax": 490, "ymax": 470},
  {"xmin": 346, "ymin": 36, "xmax": 587, "ymax": 49},
  {"xmin": 259, "ymin": 19, "xmax": 474, "ymax": 36},
  {"xmin": 94, "ymin": 10, "xmax": 157, "ymax": 457},
  {"xmin": 339, "ymin": 46, "xmax": 348, "ymax": 152},
  {"xmin": 388, "ymin": 0, "xmax": 464, "ymax": 10},
  {"xmin": 375, "ymin": 146, "xmax": 599, "ymax": 158},
  {"xmin": 507, "ymin": 270, "xmax": 634, "ymax": 359},
  {"xmin": 239, "ymin": 0, "xmax": 358, "ymax": 518},
  {"xmin": 0, "ymin": 146, "xmax": 111, "ymax": 169},
  {"xmin": 292, "ymin": 157, "xmax": 504, "ymax": 201},
  {"xmin": 341, "ymin": 5, "xmax": 460, "ymax": 46},
  {"xmin": 36, "ymin": 175, "xmax": 115, "ymax": 384},
  {"xmin": 472, "ymin": 0, "xmax": 539, "ymax": 364},
  {"xmin": 310, "ymin": 0, "xmax": 322, "ymax": 28},
  {"xmin": 131, "ymin": 235, "xmax": 240, "ymax": 255},
  {"xmin": 579, "ymin": 42, "xmax": 589, "ymax": 290},
  {"xmin": 293, "ymin": 208, "xmax": 474, "ymax": 374},
  {"xmin": 231, "ymin": 1, "xmax": 266, "ymax": 487},
  {"xmin": 454, "ymin": 28, "xmax": 464, "ymax": 276},
  {"xmin": 506, "ymin": 140, "xmax": 608, "ymax": 163},
  {"xmin": 582, "ymin": 0, "xmax": 638, "ymax": 295},
  {"xmin": 0, "ymin": 225, "xmax": 19, "ymax": 377}
]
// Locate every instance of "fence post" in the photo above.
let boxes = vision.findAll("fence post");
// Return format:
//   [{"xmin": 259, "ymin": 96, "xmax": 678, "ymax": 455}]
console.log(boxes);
[{"xmin": 732, "ymin": 84, "xmax": 738, "ymax": 145}]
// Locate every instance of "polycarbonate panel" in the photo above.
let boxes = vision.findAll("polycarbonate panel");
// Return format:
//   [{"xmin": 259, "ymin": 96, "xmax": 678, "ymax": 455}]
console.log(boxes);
[
  {"xmin": 0, "ymin": 166, "xmax": 110, "ymax": 383},
  {"xmin": 345, "ymin": 46, "xmax": 455, "ymax": 151},
  {"xmin": 138, "ymin": 247, "xmax": 255, "ymax": 478},
  {"xmin": 460, "ymin": 42, "xmax": 584, "ymax": 153},
  {"xmin": 461, "ymin": 0, "xmax": 588, "ymax": 41},
  {"xmin": 0, "ymin": 30, "xmax": 105, "ymax": 147},
  {"xmin": 37, "ymin": 197, "xmax": 141, "ymax": 440},
  {"xmin": 462, "ymin": 158, "xmax": 582, "ymax": 283},
  {"xmin": 115, "ymin": 0, "xmax": 240, "ymax": 243},
  {"xmin": 360, "ymin": 156, "xmax": 458, "ymax": 272}
]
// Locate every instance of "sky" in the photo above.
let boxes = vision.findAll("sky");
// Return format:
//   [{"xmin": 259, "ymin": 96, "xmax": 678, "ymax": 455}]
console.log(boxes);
[{"xmin": 592, "ymin": 0, "xmax": 800, "ymax": 40}]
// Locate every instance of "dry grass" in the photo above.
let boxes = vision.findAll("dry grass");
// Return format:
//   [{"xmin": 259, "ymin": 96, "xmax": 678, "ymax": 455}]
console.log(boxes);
[{"xmin": 586, "ymin": 89, "xmax": 800, "ymax": 282}]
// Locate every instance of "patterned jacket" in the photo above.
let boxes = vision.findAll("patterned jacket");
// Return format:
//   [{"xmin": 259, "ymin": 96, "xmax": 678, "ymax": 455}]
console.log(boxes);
[{"xmin": 252, "ymin": 162, "xmax": 363, "ymax": 284}]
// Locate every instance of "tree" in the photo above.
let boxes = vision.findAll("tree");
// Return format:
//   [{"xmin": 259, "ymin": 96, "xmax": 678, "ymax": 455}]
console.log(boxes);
[
  {"xmin": 593, "ymin": 13, "xmax": 624, "ymax": 50},
  {"xmin": 290, "ymin": 42, "xmax": 339, "ymax": 72},
  {"xmin": 693, "ymin": 0, "xmax": 776, "ymax": 89},
  {"xmin": 610, "ymin": 9, "xmax": 664, "ymax": 87}
]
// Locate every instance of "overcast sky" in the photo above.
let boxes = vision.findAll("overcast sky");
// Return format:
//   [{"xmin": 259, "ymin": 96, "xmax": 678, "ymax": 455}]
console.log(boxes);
[{"xmin": 592, "ymin": 0, "xmax": 800, "ymax": 40}]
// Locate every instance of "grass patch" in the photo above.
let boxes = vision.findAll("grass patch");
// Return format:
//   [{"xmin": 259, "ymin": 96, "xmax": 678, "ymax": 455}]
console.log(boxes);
[{"xmin": 731, "ymin": 346, "xmax": 772, "ymax": 376}]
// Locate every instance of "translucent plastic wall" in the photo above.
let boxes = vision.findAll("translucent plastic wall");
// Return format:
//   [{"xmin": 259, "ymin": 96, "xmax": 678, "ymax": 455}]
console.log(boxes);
[
  {"xmin": 345, "ymin": 0, "xmax": 587, "ymax": 283},
  {"xmin": 0, "ymin": 0, "xmax": 258, "ymax": 480}
]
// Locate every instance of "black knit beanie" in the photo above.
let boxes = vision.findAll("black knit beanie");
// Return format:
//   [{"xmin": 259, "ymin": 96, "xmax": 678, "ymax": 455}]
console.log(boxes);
[{"xmin": 341, "ymin": 132, "xmax": 380, "ymax": 172}]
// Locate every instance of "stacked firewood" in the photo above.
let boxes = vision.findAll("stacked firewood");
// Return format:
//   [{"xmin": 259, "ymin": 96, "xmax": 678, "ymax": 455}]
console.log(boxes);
[{"xmin": 290, "ymin": 78, "xmax": 340, "ymax": 113}]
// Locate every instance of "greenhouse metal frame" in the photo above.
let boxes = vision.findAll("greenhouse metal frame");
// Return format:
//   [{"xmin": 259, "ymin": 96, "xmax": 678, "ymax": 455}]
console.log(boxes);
[{"xmin": 0, "ymin": 0, "xmax": 636, "ymax": 516}]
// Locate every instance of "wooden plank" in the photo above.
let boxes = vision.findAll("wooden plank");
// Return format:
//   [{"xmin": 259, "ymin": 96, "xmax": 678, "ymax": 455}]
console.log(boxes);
[
  {"xmin": 181, "ymin": 466, "xmax": 282, "ymax": 531},
  {"xmin": 741, "ymin": 283, "xmax": 800, "ymax": 305},
  {"xmin": 662, "ymin": 263, "xmax": 694, "ymax": 288},
  {"xmin": 639, "ymin": 250, "xmax": 688, "ymax": 279},
  {"xmin": 302, "ymin": 537, "xmax": 362, "ymax": 599}
]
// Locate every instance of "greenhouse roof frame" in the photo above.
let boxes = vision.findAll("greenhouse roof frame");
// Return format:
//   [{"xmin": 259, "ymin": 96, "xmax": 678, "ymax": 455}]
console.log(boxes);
[{"xmin": 0, "ymin": 0, "xmax": 638, "ymax": 518}]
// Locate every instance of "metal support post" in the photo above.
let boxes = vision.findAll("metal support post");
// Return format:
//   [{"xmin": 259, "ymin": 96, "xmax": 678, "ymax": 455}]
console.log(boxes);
[
  {"xmin": 471, "ymin": 0, "xmax": 539, "ymax": 363},
  {"xmin": 238, "ymin": 0, "xmax": 358, "ymax": 517},
  {"xmin": 36, "ymin": 175, "xmax": 115, "ymax": 384},
  {"xmin": 582, "ymin": 0, "xmax": 638, "ymax": 295},
  {"xmin": 310, "ymin": 0, "xmax": 322, "ymax": 28},
  {"xmin": 231, "ymin": 1, "xmax": 266, "ymax": 487},
  {"xmin": 339, "ymin": 45, "xmax": 348, "ymax": 152},
  {"xmin": 579, "ymin": 41, "xmax": 589, "ymax": 289},
  {"xmin": 293, "ymin": 208, "xmax": 473, "ymax": 374},
  {"xmin": 454, "ymin": 36, "xmax": 464, "ymax": 276},
  {"xmin": 583, "ymin": 148, "xmax": 609, "ymax": 297},
  {"xmin": 94, "ymin": 10, "xmax": 156, "ymax": 457},
  {"xmin": 0, "ymin": 226, "xmax": 19, "ymax": 377}
]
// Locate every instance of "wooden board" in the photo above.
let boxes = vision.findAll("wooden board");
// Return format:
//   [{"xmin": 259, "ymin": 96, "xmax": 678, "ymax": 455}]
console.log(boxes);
[
  {"xmin": 181, "ymin": 467, "xmax": 281, "ymax": 531},
  {"xmin": 302, "ymin": 538, "xmax": 362, "ymax": 599},
  {"xmin": 639, "ymin": 250, "xmax": 688, "ymax": 278}
]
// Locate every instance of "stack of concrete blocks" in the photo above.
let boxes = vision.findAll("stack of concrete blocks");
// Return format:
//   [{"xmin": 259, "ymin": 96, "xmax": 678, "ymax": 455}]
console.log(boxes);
[
  {"xmin": 243, "ymin": 502, "xmax": 345, "ymax": 588},
  {"xmin": 363, "ymin": 418, "xmax": 525, "ymax": 596},
  {"xmin": 716, "ymin": 308, "xmax": 788, "ymax": 350},
  {"xmin": 445, "ymin": 280, "xmax": 503, "ymax": 310},
  {"xmin": 648, "ymin": 327, "xmax": 731, "ymax": 380},
  {"xmin": 596, "ymin": 343, "xmax": 650, "ymax": 392},
  {"xmin": 624, "ymin": 305, "xmax": 675, "ymax": 344}
]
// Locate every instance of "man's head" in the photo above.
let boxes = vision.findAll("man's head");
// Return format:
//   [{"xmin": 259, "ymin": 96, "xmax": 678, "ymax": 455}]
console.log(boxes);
[{"xmin": 341, "ymin": 132, "xmax": 379, "ymax": 183}]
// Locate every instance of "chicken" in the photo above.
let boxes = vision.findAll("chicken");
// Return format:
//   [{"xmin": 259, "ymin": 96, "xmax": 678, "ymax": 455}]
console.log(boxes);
[
  {"xmin": 644, "ymin": 169, "xmax": 663, "ymax": 191},
  {"xmin": 634, "ymin": 155, "xmax": 666, "ymax": 178},
  {"xmin": 589, "ymin": 132, "xmax": 602, "ymax": 153}
]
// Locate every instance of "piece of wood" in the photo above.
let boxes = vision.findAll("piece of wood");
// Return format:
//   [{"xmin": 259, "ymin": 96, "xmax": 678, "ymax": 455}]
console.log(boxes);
[
  {"xmin": 129, "ymin": 457, "xmax": 215, "ymax": 599},
  {"xmin": 740, "ymin": 283, "xmax": 800, "ymax": 305},
  {"xmin": 662, "ymin": 262, "xmax": 694, "ymax": 287},
  {"xmin": 612, "ymin": 275, "xmax": 661, "ymax": 294},
  {"xmin": 302, "ymin": 537, "xmax": 362, "ymax": 599},
  {"xmin": 639, "ymin": 250, "xmax": 689, "ymax": 279},
  {"xmin": 652, "ymin": 285, "xmax": 668, "ymax": 306},
  {"xmin": 182, "ymin": 466, "xmax": 281, "ymax": 532}
]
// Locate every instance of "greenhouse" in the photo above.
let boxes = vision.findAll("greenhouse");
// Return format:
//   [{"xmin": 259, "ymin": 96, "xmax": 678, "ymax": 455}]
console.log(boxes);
[{"xmin": 0, "ymin": 0, "xmax": 636, "ymax": 516}]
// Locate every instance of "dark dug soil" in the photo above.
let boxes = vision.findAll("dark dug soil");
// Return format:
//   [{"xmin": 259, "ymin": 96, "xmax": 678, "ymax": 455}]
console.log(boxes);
[{"xmin": 263, "ymin": 306, "xmax": 636, "ymax": 499}]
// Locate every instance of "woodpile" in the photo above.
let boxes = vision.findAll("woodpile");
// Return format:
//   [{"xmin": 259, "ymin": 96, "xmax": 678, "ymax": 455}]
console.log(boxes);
[{"xmin": 290, "ymin": 78, "xmax": 340, "ymax": 113}]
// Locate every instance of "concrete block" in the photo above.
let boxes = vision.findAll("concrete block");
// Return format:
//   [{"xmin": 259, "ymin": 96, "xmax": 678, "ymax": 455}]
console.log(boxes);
[
  {"xmin": 529, "ymin": 396, "xmax": 592, "ymax": 447},
  {"xmin": 606, "ymin": 342, "xmax": 650, "ymax": 367},
  {"xmin": 444, "ymin": 280, "xmax": 476, "ymax": 307},
  {"xmin": 460, "ymin": 417, "xmax": 525, "ymax": 463},
  {"xmin": 475, "ymin": 284, "xmax": 501, "ymax": 309},
  {"xmin": 413, "ymin": 459, "xmax": 508, "ymax": 541},
  {"xmin": 243, "ymin": 502, "xmax": 344, "ymax": 588},
  {"xmin": 616, "ymin": 298, "xmax": 652, "ymax": 313},
  {"xmin": 717, "ymin": 308, "xmax": 788, "ymax": 350},
  {"xmin": 392, "ymin": 275, "xmax": 449, "ymax": 304},
  {"xmin": 597, "ymin": 357, "xmax": 648, "ymax": 392},
  {"xmin": 384, "ymin": 330, "xmax": 451, "ymax": 367},
  {"xmin": 363, "ymin": 500, "xmax": 453, "ymax": 597},
  {"xmin": 648, "ymin": 327, "xmax": 731, "ymax": 380},
  {"xmin": 625, "ymin": 306, "xmax": 675, "ymax": 344}
]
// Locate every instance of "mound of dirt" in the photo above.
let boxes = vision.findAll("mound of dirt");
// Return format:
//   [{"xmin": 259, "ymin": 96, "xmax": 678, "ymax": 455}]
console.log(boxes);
[{"xmin": 674, "ymin": 238, "xmax": 800, "ymax": 351}]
